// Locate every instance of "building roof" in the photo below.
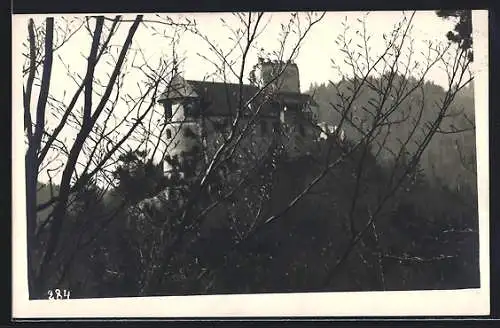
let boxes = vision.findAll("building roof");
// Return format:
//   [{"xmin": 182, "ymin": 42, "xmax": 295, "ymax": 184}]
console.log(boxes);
[
  {"xmin": 274, "ymin": 91, "xmax": 318, "ymax": 106},
  {"xmin": 158, "ymin": 78, "xmax": 317, "ymax": 117},
  {"xmin": 157, "ymin": 75, "xmax": 199, "ymax": 100},
  {"xmin": 187, "ymin": 80, "xmax": 262, "ymax": 116}
]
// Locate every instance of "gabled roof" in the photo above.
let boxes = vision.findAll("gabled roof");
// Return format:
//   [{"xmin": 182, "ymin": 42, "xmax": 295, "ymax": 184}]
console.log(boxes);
[
  {"xmin": 158, "ymin": 78, "xmax": 317, "ymax": 116},
  {"xmin": 157, "ymin": 75, "xmax": 199, "ymax": 100}
]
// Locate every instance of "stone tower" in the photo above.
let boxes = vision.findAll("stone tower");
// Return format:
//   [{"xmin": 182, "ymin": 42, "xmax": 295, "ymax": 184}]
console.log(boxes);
[
  {"xmin": 253, "ymin": 58, "xmax": 301, "ymax": 93},
  {"xmin": 157, "ymin": 75, "xmax": 204, "ymax": 179}
]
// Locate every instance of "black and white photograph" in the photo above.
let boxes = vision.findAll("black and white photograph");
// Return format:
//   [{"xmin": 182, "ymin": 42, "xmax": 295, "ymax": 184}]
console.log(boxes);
[{"xmin": 12, "ymin": 9, "xmax": 489, "ymax": 317}]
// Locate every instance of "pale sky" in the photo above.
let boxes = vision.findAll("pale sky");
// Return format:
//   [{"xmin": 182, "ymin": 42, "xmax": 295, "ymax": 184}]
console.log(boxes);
[
  {"xmin": 175, "ymin": 11, "xmax": 456, "ymax": 90},
  {"xmin": 14, "ymin": 11, "xmax": 461, "ymax": 93},
  {"xmin": 12, "ymin": 11, "xmax": 480, "ymax": 183}
]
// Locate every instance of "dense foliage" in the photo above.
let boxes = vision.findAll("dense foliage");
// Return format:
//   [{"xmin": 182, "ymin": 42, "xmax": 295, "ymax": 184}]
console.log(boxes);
[
  {"xmin": 307, "ymin": 77, "xmax": 476, "ymax": 191},
  {"xmin": 35, "ymin": 75, "xmax": 479, "ymax": 297},
  {"xmin": 436, "ymin": 10, "xmax": 473, "ymax": 61}
]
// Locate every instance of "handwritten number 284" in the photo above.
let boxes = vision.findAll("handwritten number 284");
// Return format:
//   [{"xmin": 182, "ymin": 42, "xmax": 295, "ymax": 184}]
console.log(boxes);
[{"xmin": 47, "ymin": 289, "xmax": 70, "ymax": 300}]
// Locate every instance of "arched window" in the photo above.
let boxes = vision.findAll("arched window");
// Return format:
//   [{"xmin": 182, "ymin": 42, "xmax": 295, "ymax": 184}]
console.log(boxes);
[{"xmin": 163, "ymin": 100, "xmax": 173, "ymax": 119}]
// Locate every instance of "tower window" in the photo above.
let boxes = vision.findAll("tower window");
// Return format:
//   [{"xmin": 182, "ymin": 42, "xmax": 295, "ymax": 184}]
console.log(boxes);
[
  {"xmin": 166, "ymin": 129, "xmax": 172, "ymax": 139},
  {"xmin": 163, "ymin": 101, "xmax": 173, "ymax": 119}
]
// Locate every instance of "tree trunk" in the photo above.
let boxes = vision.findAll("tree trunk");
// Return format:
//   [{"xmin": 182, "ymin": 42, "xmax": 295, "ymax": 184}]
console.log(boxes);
[{"xmin": 25, "ymin": 150, "xmax": 38, "ymax": 298}]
